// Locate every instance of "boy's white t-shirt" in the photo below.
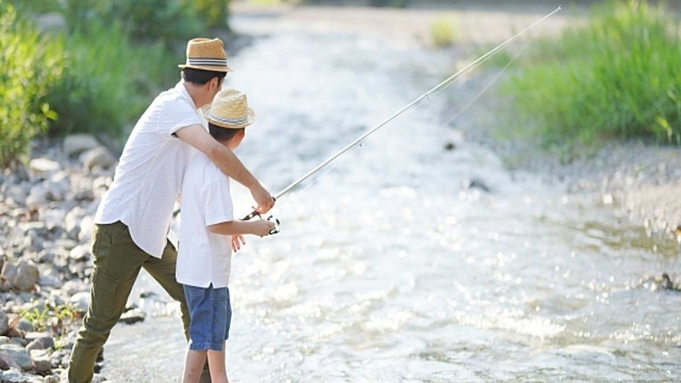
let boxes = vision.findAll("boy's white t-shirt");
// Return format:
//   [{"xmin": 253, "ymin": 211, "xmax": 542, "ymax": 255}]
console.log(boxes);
[
  {"xmin": 177, "ymin": 151, "xmax": 234, "ymax": 288},
  {"xmin": 95, "ymin": 82, "xmax": 199, "ymax": 258}
]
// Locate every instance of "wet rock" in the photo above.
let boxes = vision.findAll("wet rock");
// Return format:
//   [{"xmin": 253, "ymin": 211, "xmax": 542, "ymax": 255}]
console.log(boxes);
[
  {"xmin": 63, "ymin": 135, "xmax": 99, "ymax": 158},
  {"xmin": 462, "ymin": 177, "xmax": 491, "ymax": 193},
  {"xmin": 118, "ymin": 308, "xmax": 145, "ymax": 325}
]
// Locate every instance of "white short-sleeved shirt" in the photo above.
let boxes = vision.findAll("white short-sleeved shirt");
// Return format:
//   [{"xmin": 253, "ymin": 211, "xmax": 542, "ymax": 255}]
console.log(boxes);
[
  {"xmin": 176, "ymin": 152, "xmax": 234, "ymax": 288},
  {"xmin": 95, "ymin": 82, "xmax": 201, "ymax": 258}
]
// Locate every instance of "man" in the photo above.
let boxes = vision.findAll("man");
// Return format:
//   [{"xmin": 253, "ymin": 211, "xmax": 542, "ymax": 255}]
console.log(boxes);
[{"xmin": 67, "ymin": 38, "xmax": 274, "ymax": 383}]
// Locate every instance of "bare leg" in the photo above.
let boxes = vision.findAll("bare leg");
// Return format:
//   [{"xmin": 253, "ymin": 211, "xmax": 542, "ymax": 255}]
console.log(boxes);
[
  {"xmin": 183, "ymin": 350, "xmax": 208, "ymax": 383},
  {"xmin": 207, "ymin": 345, "xmax": 228, "ymax": 383}
]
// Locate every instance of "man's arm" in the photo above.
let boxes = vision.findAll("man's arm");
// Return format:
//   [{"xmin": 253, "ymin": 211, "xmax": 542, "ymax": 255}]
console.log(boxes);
[
  {"xmin": 208, "ymin": 220, "xmax": 275, "ymax": 237},
  {"xmin": 175, "ymin": 124, "xmax": 274, "ymax": 213}
]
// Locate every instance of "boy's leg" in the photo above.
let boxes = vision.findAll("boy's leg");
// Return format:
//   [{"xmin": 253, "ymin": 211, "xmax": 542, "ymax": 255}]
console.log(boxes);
[
  {"xmin": 68, "ymin": 222, "xmax": 148, "ymax": 383},
  {"xmin": 207, "ymin": 349, "xmax": 228, "ymax": 383},
  {"xmin": 183, "ymin": 350, "xmax": 208, "ymax": 383}
]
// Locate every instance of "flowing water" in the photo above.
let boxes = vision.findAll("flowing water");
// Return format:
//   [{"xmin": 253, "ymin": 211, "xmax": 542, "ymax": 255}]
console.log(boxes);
[{"xmin": 104, "ymin": 9, "xmax": 681, "ymax": 383}]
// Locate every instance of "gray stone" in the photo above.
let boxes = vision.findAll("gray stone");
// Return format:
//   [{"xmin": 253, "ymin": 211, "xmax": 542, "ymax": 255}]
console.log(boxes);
[
  {"xmin": 45, "ymin": 172, "xmax": 71, "ymax": 201},
  {"xmin": 0, "ymin": 350, "xmax": 20, "ymax": 370},
  {"xmin": 0, "ymin": 368, "xmax": 26, "ymax": 382},
  {"xmin": 43, "ymin": 376, "xmax": 59, "ymax": 383},
  {"xmin": 78, "ymin": 216, "xmax": 94, "ymax": 244},
  {"xmin": 69, "ymin": 292, "xmax": 90, "ymax": 314},
  {"xmin": 11, "ymin": 262, "xmax": 40, "ymax": 293},
  {"xmin": 29, "ymin": 158, "xmax": 60, "ymax": 175},
  {"xmin": 16, "ymin": 318, "xmax": 34, "ymax": 333},
  {"xmin": 63, "ymin": 134, "xmax": 99, "ymax": 158},
  {"xmin": 26, "ymin": 340, "xmax": 44, "ymax": 352},
  {"xmin": 30, "ymin": 349, "xmax": 51, "ymax": 373},
  {"xmin": 0, "ymin": 311, "xmax": 8, "ymax": 336},
  {"xmin": 63, "ymin": 207, "xmax": 84, "ymax": 241},
  {"xmin": 4, "ymin": 186, "xmax": 27, "ymax": 206},
  {"xmin": 0, "ymin": 344, "xmax": 33, "ymax": 370},
  {"xmin": 26, "ymin": 183, "xmax": 49, "ymax": 206},
  {"xmin": 68, "ymin": 245, "xmax": 90, "ymax": 262},
  {"xmin": 82, "ymin": 147, "xmax": 115, "ymax": 172}
]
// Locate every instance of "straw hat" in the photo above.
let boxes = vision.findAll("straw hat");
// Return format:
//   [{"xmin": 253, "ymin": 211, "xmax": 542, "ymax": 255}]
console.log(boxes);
[
  {"xmin": 178, "ymin": 38, "xmax": 233, "ymax": 72},
  {"xmin": 204, "ymin": 89, "xmax": 256, "ymax": 129}
]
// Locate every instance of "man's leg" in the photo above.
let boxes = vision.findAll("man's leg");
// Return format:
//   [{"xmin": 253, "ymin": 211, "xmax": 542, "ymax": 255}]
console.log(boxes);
[
  {"xmin": 68, "ymin": 222, "xmax": 148, "ymax": 383},
  {"xmin": 143, "ymin": 241, "xmax": 211, "ymax": 382}
]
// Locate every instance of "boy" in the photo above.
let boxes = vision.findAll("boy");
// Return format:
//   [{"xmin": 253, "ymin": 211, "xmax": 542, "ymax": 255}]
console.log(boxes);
[{"xmin": 177, "ymin": 89, "xmax": 275, "ymax": 383}]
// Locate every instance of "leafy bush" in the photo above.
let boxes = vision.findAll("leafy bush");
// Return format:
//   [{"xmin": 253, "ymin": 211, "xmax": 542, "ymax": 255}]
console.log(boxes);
[
  {"xmin": 0, "ymin": 3, "xmax": 62, "ymax": 166},
  {"xmin": 501, "ymin": 1, "xmax": 681, "ymax": 145},
  {"xmin": 45, "ymin": 21, "xmax": 177, "ymax": 138}
]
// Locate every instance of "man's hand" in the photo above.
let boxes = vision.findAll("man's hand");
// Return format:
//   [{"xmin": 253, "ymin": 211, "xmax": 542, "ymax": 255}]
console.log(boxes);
[
  {"xmin": 251, "ymin": 219, "xmax": 276, "ymax": 237},
  {"xmin": 251, "ymin": 184, "xmax": 275, "ymax": 214}
]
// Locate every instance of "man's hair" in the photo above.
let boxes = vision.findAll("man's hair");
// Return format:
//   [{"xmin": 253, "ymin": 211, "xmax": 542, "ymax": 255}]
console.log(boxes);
[
  {"xmin": 181, "ymin": 68, "xmax": 227, "ymax": 85},
  {"xmin": 209, "ymin": 123, "xmax": 244, "ymax": 142}
]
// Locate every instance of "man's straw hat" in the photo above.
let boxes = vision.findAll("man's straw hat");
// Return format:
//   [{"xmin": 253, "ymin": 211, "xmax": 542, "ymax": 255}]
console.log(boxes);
[
  {"xmin": 178, "ymin": 38, "xmax": 233, "ymax": 72},
  {"xmin": 204, "ymin": 89, "xmax": 256, "ymax": 129}
]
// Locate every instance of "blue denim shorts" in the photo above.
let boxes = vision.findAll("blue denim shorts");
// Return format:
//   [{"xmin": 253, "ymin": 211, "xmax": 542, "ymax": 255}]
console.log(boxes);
[{"xmin": 183, "ymin": 284, "xmax": 232, "ymax": 351}]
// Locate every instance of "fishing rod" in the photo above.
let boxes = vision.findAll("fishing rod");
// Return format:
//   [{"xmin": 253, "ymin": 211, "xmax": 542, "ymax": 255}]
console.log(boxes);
[{"xmin": 246, "ymin": 5, "xmax": 563, "ymax": 230}]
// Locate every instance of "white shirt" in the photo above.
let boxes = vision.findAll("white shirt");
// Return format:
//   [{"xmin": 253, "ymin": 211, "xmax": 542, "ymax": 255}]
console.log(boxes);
[
  {"xmin": 177, "ymin": 152, "xmax": 234, "ymax": 288},
  {"xmin": 95, "ymin": 82, "xmax": 201, "ymax": 258}
]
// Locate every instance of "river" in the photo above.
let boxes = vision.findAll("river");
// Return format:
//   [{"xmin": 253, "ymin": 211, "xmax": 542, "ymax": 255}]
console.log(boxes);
[{"xmin": 102, "ymin": 6, "xmax": 681, "ymax": 383}]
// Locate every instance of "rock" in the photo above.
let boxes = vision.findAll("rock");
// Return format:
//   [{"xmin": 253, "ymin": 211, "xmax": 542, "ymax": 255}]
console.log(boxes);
[
  {"xmin": 68, "ymin": 245, "xmax": 90, "ymax": 263},
  {"xmin": 0, "ymin": 312, "xmax": 8, "ymax": 336},
  {"xmin": 28, "ymin": 158, "xmax": 60, "ymax": 175},
  {"xmin": 63, "ymin": 135, "xmax": 99, "ymax": 158},
  {"xmin": 64, "ymin": 208, "xmax": 85, "ymax": 240},
  {"xmin": 69, "ymin": 292, "xmax": 90, "ymax": 314},
  {"xmin": 0, "ymin": 350, "xmax": 20, "ymax": 370},
  {"xmin": 46, "ymin": 172, "xmax": 71, "ymax": 201},
  {"xmin": 0, "ymin": 369, "xmax": 27, "ymax": 382},
  {"xmin": 78, "ymin": 216, "xmax": 94, "ymax": 243},
  {"xmin": 26, "ymin": 183, "xmax": 49, "ymax": 206},
  {"xmin": 26, "ymin": 340, "xmax": 43, "ymax": 352},
  {"xmin": 82, "ymin": 147, "xmax": 115, "ymax": 172},
  {"xmin": 118, "ymin": 308, "xmax": 145, "ymax": 325},
  {"xmin": 3, "ymin": 186, "xmax": 28, "ymax": 206},
  {"xmin": 11, "ymin": 262, "xmax": 40, "ymax": 293},
  {"xmin": 43, "ymin": 376, "xmax": 59, "ymax": 383},
  {"xmin": 30, "ymin": 349, "xmax": 51, "ymax": 373},
  {"xmin": 444, "ymin": 142, "xmax": 456, "ymax": 151},
  {"xmin": 0, "ymin": 344, "xmax": 32, "ymax": 370},
  {"xmin": 16, "ymin": 319, "xmax": 34, "ymax": 333}
]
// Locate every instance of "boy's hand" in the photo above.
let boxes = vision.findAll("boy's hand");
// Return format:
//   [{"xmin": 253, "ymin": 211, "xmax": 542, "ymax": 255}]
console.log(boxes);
[
  {"xmin": 231, "ymin": 235, "xmax": 246, "ymax": 252},
  {"xmin": 251, "ymin": 184, "xmax": 275, "ymax": 214},
  {"xmin": 252, "ymin": 219, "xmax": 276, "ymax": 237}
]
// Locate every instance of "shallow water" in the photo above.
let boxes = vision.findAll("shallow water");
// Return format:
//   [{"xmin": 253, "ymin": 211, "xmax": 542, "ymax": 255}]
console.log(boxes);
[{"xmin": 104, "ymin": 10, "xmax": 681, "ymax": 383}]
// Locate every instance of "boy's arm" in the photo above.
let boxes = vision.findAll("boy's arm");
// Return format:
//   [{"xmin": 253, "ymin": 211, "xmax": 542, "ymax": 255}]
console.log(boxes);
[
  {"xmin": 208, "ymin": 220, "xmax": 275, "ymax": 238},
  {"xmin": 175, "ymin": 124, "xmax": 275, "ymax": 213}
]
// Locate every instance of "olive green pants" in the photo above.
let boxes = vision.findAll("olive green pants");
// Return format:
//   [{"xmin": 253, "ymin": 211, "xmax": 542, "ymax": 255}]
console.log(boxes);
[{"xmin": 67, "ymin": 221, "xmax": 193, "ymax": 383}]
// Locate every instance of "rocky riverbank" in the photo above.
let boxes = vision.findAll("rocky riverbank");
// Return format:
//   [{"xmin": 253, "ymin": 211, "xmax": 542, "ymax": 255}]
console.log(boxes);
[{"xmin": 0, "ymin": 136, "xmax": 143, "ymax": 382}]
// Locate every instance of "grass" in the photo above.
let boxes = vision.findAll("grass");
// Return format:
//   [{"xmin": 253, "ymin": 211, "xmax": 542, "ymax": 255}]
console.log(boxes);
[{"xmin": 500, "ymin": 0, "xmax": 681, "ymax": 147}]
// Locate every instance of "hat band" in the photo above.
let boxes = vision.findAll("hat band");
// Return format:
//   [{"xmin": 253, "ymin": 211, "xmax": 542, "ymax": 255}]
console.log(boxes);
[
  {"xmin": 187, "ymin": 57, "xmax": 228, "ymax": 67},
  {"xmin": 209, "ymin": 112, "xmax": 249, "ymax": 126}
]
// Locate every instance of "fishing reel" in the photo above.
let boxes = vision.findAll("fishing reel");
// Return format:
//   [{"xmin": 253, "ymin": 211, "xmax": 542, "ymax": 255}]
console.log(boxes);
[
  {"xmin": 241, "ymin": 210, "xmax": 280, "ymax": 236},
  {"xmin": 266, "ymin": 215, "xmax": 280, "ymax": 236}
]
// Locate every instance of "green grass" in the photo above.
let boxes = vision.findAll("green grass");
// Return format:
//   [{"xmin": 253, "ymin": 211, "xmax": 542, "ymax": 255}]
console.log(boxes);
[
  {"xmin": 500, "ymin": 0, "xmax": 681, "ymax": 146},
  {"xmin": 430, "ymin": 14, "xmax": 458, "ymax": 48}
]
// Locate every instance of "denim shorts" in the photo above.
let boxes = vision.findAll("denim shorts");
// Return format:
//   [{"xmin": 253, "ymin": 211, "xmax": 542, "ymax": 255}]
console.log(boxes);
[{"xmin": 183, "ymin": 284, "xmax": 232, "ymax": 351}]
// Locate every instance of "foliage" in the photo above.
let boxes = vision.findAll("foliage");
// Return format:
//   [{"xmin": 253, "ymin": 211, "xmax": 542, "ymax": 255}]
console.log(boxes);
[
  {"xmin": 19, "ymin": 303, "xmax": 77, "ymax": 335},
  {"xmin": 501, "ymin": 0, "xmax": 681, "ymax": 146},
  {"xmin": 62, "ymin": 0, "xmax": 205, "ymax": 46},
  {"xmin": 187, "ymin": 0, "xmax": 230, "ymax": 30},
  {"xmin": 45, "ymin": 21, "xmax": 177, "ymax": 138},
  {"xmin": 0, "ymin": 3, "xmax": 62, "ymax": 167},
  {"xmin": 430, "ymin": 15, "xmax": 458, "ymax": 48}
]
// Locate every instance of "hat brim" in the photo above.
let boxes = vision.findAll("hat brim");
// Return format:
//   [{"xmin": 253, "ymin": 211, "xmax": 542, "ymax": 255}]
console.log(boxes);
[
  {"xmin": 203, "ymin": 108, "xmax": 256, "ymax": 129},
  {"xmin": 179, "ymin": 64, "xmax": 234, "ymax": 72}
]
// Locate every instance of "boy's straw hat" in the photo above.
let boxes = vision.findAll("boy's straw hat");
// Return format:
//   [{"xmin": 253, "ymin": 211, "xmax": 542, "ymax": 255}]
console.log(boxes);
[
  {"xmin": 204, "ymin": 89, "xmax": 256, "ymax": 129},
  {"xmin": 178, "ymin": 38, "xmax": 233, "ymax": 72}
]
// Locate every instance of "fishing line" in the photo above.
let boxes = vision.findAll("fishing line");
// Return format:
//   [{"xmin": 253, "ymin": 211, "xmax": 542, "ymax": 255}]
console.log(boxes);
[
  {"xmin": 245, "ymin": 5, "xmax": 562, "ymax": 222},
  {"xmin": 437, "ymin": 30, "xmax": 539, "ymax": 129}
]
